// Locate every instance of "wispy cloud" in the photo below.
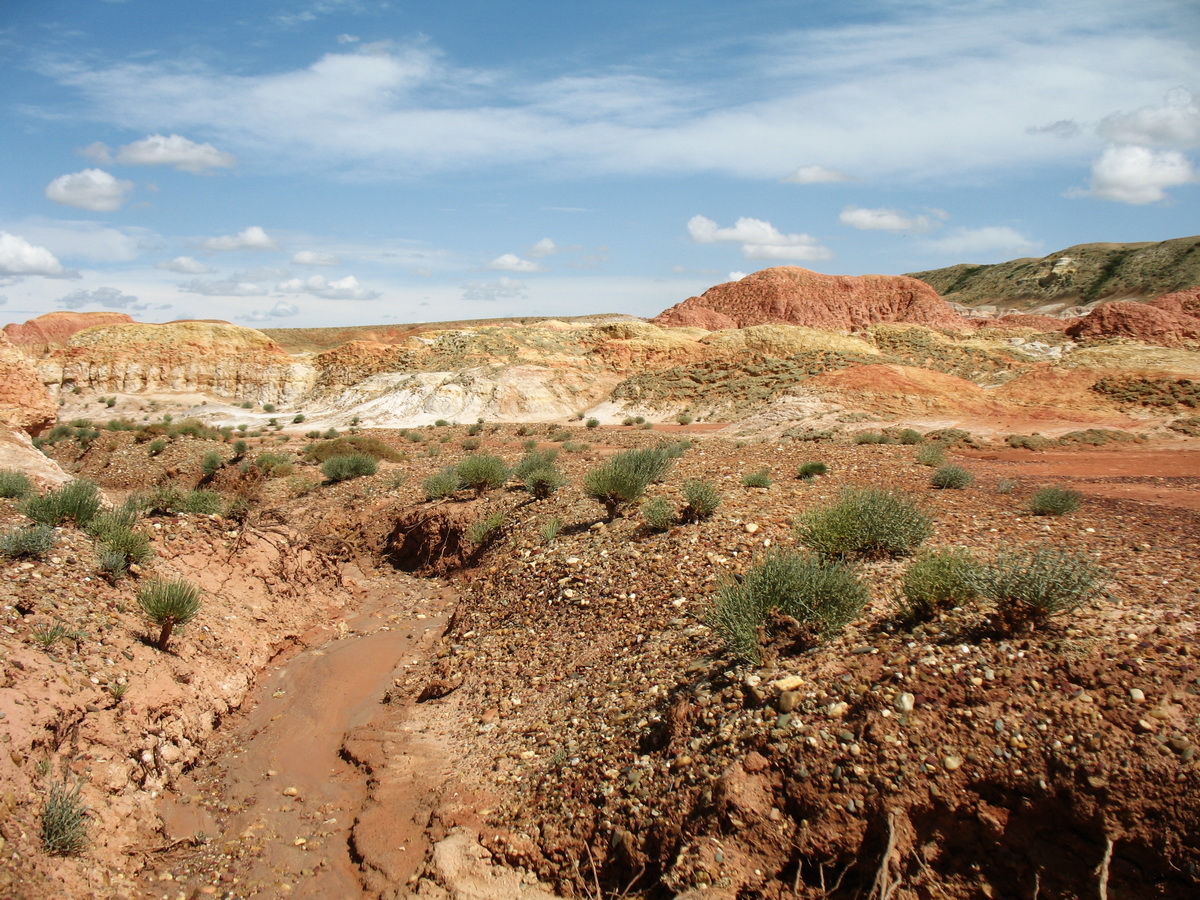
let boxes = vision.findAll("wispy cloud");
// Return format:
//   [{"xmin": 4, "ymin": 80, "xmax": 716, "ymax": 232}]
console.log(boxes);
[
  {"xmin": 922, "ymin": 226, "xmax": 1039, "ymax": 259},
  {"xmin": 461, "ymin": 277, "xmax": 526, "ymax": 302},
  {"xmin": 687, "ymin": 215, "xmax": 831, "ymax": 261},
  {"xmin": 839, "ymin": 206, "xmax": 941, "ymax": 234},
  {"xmin": 486, "ymin": 253, "xmax": 544, "ymax": 273},
  {"xmin": 783, "ymin": 164, "xmax": 851, "ymax": 184},
  {"xmin": 276, "ymin": 274, "xmax": 380, "ymax": 300},
  {"xmin": 201, "ymin": 226, "xmax": 281, "ymax": 252},
  {"xmin": 291, "ymin": 250, "xmax": 340, "ymax": 266},
  {"xmin": 156, "ymin": 256, "xmax": 213, "ymax": 274}
]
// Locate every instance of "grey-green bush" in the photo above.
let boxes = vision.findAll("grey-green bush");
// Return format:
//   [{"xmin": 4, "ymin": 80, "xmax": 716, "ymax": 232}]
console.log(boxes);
[
  {"xmin": 0, "ymin": 469, "xmax": 34, "ymax": 499},
  {"xmin": 681, "ymin": 479, "xmax": 721, "ymax": 522},
  {"xmin": 181, "ymin": 489, "xmax": 226, "ymax": 515},
  {"xmin": 465, "ymin": 511, "xmax": 506, "ymax": 546},
  {"xmin": 931, "ymin": 465, "xmax": 974, "ymax": 489},
  {"xmin": 200, "ymin": 451, "xmax": 224, "ymax": 477},
  {"xmin": 20, "ymin": 480, "xmax": 101, "ymax": 528},
  {"xmin": 915, "ymin": 444, "xmax": 946, "ymax": 467},
  {"xmin": 898, "ymin": 548, "xmax": 981, "ymax": 621},
  {"xmin": 797, "ymin": 461, "xmax": 828, "ymax": 481},
  {"xmin": 898, "ymin": 428, "xmax": 924, "ymax": 445},
  {"xmin": 0, "ymin": 525, "xmax": 57, "ymax": 559},
  {"xmin": 423, "ymin": 465, "xmax": 461, "ymax": 501},
  {"xmin": 321, "ymin": 453, "xmax": 378, "ymax": 483},
  {"xmin": 455, "ymin": 454, "xmax": 510, "ymax": 495},
  {"xmin": 796, "ymin": 487, "xmax": 933, "ymax": 559},
  {"xmin": 582, "ymin": 447, "xmax": 674, "ymax": 518},
  {"xmin": 709, "ymin": 550, "xmax": 868, "ymax": 663},
  {"xmin": 641, "ymin": 496, "xmax": 676, "ymax": 532},
  {"xmin": 975, "ymin": 545, "xmax": 1110, "ymax": 631},
  {"xmin": 523, "ymin": 466, "xmax": 566, "ymax": 499},
  {"xmin": 741, "ymin": 468, "xmax": 772, "ymax": 488},
  {"xmin": 1028, "ymin": 486, "xmax": 1082, "ymax": 516},
  {"xmin": 137, "ymin": 578, "xmax": 203, "ymax": 651},
  {"xmin": 41, "ymin": 779, "xmax": 89, "ymax": 856}
]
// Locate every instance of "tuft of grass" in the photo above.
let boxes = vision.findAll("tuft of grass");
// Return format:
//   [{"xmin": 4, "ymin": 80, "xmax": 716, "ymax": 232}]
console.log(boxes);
[
  {"xmin": 931, "ymin": 464, "xmax": 974, "ymax": 489},
  {"xmin": 180, "ymin": 489, "xmax": 226, "ymax": 515},
  {"xmin": 41, "ymin": 779, "xmax": 89, "ymax": 856},
  {"xmin": 583, "ymin": 447, "xmax": 674, "ymax": 519},
  {"xmin": 31, "ymin": 621, "xmax": 69, "ymax": 650},
  {"xmin": 523, "ymin": 466, "xmax": 566, "ymax": 499},
  {"xmin": 681, "ymin": 479, "xmax": 721, "ymax": 522},
  {"xmin": 147, "ymin": 438, "xmax": 168, "ymax": 456},
  {"xmin": 465, "ymin": 511, "xmax": 506, "ymax": 546},
  {"xmin": 797, "ymin": 461, "xmax": 828, "ymax": 481},
  {"xmin": 585, "ymin": 417, "xmax": 600, "ymax": 429},
  {"xmin": 1029, "ymin": 486, "xmax": 1082, "ymax": 516},
  {"xmin": 796, "ymin": 486, "xmax": 933, "ymax": 559},
  {"xmin": 709, "ymin": 550, "xmax": 868, "ymax": 664},
  {"xmin": 304, "ymin": 435, "xmax": 403, "ymax": 463},
  {"xmin": 200, "ymin": 451, "xmax": 224, "ymax": 478},
  {"xmin": 0, "ymin": 469, "xmax": 35, "ymax": 499},
  {"xmin": 539, "ymin": 517, "xmax": 562, "ymax": 544},
  {"xmin": 854, "ymin": 431, "xmax": 891, "ymax": 445},
  {"xmin": 455, "ymin": 454, "xmax": 510, "ymax": 495},
  {"xmin": 423, "ymin": 465, "xmax": 461, "ymax": 501},
  {"xmin": 641, "ymin": 496, "xmax": 676, "ymax": 532},
  {"xmin": 1, "ymin": 525, "xmax": 57, "ymax": 560},
  {"xmin": 897, "ymin": 548, "xmax": 981, "ymax": 622},
  {"xmin": 915, "ymin": 443, "xmax": 946, "ymax": 467},
  {"xmin": 975, "ymin": 545, "xmax": 1110, "ymax": 631},
  {"xmin": 741, "ymin": 468, "xmax": 772, "ymax": 488},
  {"xmin": 137, "ymin": 578, "xmax": 203, "ymax": 651},
  {"xmin": 897, "ymin": 428, "xmax": 924, "ymax": 445},
  {"xmin": 321, "ymin": 453, "xmax": 378, "ymax": 483},
  {"xmin": 995, "ymin": 478, "xmax": 1018, "ymax": 495},
  {"xmin": 20, "ymin": 480, "xmax": 101, "ymax": 528},
  {"xmin": 460, "ymin": 436, "xmax": 482, "ymax": 451}
]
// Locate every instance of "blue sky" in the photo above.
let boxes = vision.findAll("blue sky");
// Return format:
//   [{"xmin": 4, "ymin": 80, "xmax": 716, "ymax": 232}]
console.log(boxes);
[{"xmin": 1, "ymin": 0, "xmax": 1197, "ymax": 329}]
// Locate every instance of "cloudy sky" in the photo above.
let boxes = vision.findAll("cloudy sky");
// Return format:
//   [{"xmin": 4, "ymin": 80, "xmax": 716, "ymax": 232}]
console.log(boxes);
[{"xmin": 1, "ymin": 0, "xmax": 1197, "ymax": 329}]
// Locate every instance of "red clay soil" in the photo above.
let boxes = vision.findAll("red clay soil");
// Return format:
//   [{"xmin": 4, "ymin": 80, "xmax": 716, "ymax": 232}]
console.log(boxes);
[{"xmin": 2, "ymin": 311, "xmax": 135, "ymax": 348}]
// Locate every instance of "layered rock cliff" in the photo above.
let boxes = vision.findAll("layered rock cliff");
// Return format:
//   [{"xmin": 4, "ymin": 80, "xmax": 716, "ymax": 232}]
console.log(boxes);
[
  {"xmin": 0, "ymin": 332, "xmax": 56, "ymax": 433},
  {"xmin": 3, "ymin": 311, "xmax": 136, "ymax": 350},
  {"xmin": 652, "ymin": 267, "xmax": 966, "ymax": 331}
]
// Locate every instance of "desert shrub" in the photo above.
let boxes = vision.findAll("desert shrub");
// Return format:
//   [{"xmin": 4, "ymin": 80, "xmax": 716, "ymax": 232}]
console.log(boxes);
[
  {"xmin": 321, "ymin": 454, "xmax": 378, "ymax": 483},
  {"xmin": 41, "ymin": 780, "xmax": 89, "ymax": 856},
  {"xmin": 323, "ymin": 428, "xmax": 340, "ymax": 439},
  {"xmin": 20, "ymin": 480, "xmax": 101, "ymax": 528},
  {"xmin": 31, "ymin": 621, "xmax": 69, "ymax": 650},
  {"xmin": 676, "ymin": 412, "xmax": 694, "ymax": 425},
  {"xmin": 634, "ymin": 416, "xmax": 646, "ymax": 425},
  {"xmin": 303, "ymin": 435, "xmax": 404, "ymax": 463},
  {"xmin": 520, "ymin": 437, "xmax": 537, "ymax": 450},
  {"xmin": 641, "ymin": 497, "xmax": 676, "ymax": 532},
  {"xmin": 262, "ymin": 403, "xmax": 277, "ymax": 413},
  {"xmin": 1169, "ymin": 415, "xmax": 1200, "ymax": 437},
  {"xmin": 854, "ymin": 431, "xmax": 890, "ymax": 445},
  {"xmin": 742, "ymin": 468, "xmax": 772, "ymax": 488},
  {"xmin": 466, "ymin": 422, "xmax": 483, "ymax": 436},
  {"xmin": 96, "ymin": 527, "xmax": 153, "ymax": 575},
  {"xmin": 465, "ymin": 511, "xmax": 506, "ymax": 546},
  {"xmin": 434, "ymin": 419, "xmax": 450, "ymax": 427},
  {"xmin": 134, "ymin": 483, "xmax": 186, "ymax": 516},
  {"xmin": 232, "ymin": 439, "xmax": 249, "ymax": 457},
  {"xmin": 524, "ymin": 466, "xmax": 566, "ymax": 499},
  {"xmin": 925, "ymin": 428, "xmax": 976, "ymax": 447},
  {"xmin": 796, "ymin": 487, "xmax": 933, "ymax": 559},
  {"xmin": 515, "ymin": 447, "xmax": 559, "ymax": 478},
  {"xmin": 931, "ymin": 465, "xmax": 974, "ymax": 489},
  {"xmin": 622, "ymin": 416, "xmax": 636, "ymax": 426},
  {"xmin": 975, "ymin": 545, "xmax": 1110, "ymax": 631},
  {"xmin": 455, "ymin": 454, "xmax": 510, "ymax": 495},
  {"xmin": 147, "ymin": 438, "xmax": 168, "ymax": 457},
  {"xmin": 292, "ymin": 414, "xmax": 306, "ymax": 424},
  {"xmin": 915, "ymin": 443, "xmax": 946, "ymax": 467},
  {"xmin": 898, "ymin": 428, "xmax": 924, "ymax": 445},
  {"xmin": 585, "ymin": 417, "xmax": 600, "ymax": 429},
  {"xmin": 85, "ymin": 504, "xmax": 139, "ymax": 541},
  {"xmin": 97, "ymin": 548, "xmax": 130, "ymax": 578},
  {"xmin": 305, "ymin": 430, "xmax": 322, "ymax": 440},
  {"xmin": 0, "ymin": 525, "xmax": 57, "ymax": 559},
  {"xmin": 460, "ymin": 437, "xmax": 482, "ymax": 451},
  {"xmin": 1029, "ymin": 486, "xmax": 1082, "ymax": 516},
  {"xmin": 200, "ymin": 451, "xmax": 224, "ymax": 477},
  {"xmin": 583, "ymin": 447, "xmax": 674, "ymax": 518},
  {"xmin": 562, "ymin": 441, "xmax": 589, "ymax": 453},
  {"xmin": 179, "ymin": 489, "xmax": 225, "ymax": 515},
  {"xmin": 709, "ymin": 550, "xmax": 868, "ymax": 663},
  {"xmin": 681, "ymin": 479, "xmax": 721, "ymax": 522},
  {"xmin": 515, "ymin": 425, "xmax": 531, "ymax": 436},
  {"xmin": 549, "ymin": 430, "xmax": 572, "ymax": 443},
  {"xmin": 897, "ymin": 548, "xmax": 981, "ymax": 621},
  {"xmin": 423, "ymin": 466, "xmax": 461, "ymax": 501},
  {"xmin": 1007, "ymin": 433, "xmax": 1050, "ymax": 450},
  {"xmin": 995, "ymin": 478, "xmax": 1018, "ymax": 494},
  {"xmin": 254, "ymin": 452, "xmax": 293, "ymax": 476},
  {"xmin": 0, "ymin": 469, "xmax": 35, "ymax": 499},
  {"xmin": 539, "ymin": 517, "xmax": 562, "ymax": 544},
  {"xmin": 138, "ymin": 578, "xmax": 203, "ymax": 651},
  {"xmin": 797, "ymin": 461, "xmax": 828, "ymax": 481}
]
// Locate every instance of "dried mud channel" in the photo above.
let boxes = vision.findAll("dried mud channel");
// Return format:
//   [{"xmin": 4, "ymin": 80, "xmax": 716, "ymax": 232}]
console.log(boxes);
[{"xmin": 140, "ymin": 570, "xmax": 457, "ymax": 898}]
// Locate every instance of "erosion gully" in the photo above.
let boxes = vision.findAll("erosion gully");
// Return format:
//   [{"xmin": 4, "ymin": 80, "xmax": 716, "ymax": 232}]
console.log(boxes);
[{"xmin": 140, "ymin": 570, "xmax": 458, "ymax": 898}]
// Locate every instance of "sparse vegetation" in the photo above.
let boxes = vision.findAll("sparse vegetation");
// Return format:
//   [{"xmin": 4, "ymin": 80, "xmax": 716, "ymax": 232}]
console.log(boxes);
[
  {"xmin": 931, "ymin": 464, "xmax": 974, "ymax": 489},
  {"xmin": 897, "ymin": 428, "xmax": 924, "ymax": 445},
  {"xmin": 680, "ymin": 479, "xmax": 721, "ymax": 522},
  {"xmin": 897, "ymin": 548, "xmax": 981, "ymax": 622},
  {"xmin": 137, "ymin": 578, "xmax": 203, "ymax": 651},
  {"xmin": 423, "ymin": 466, "xmax": 461, "ymax": 501},
  {"xmin": 1007, "ymin": 433, "xmax": 1050, "ymax": 450},
  {"xmin": 539, "ymin": 517, "xmax": 562, "ymax": 544},
  {"xmin": 321, "ymin": 453, "xmax": 378, "ymax": 482},
  {"xmin": 1029, "ymin": 485, "xmax": 1082, "ymax": 516},
  {"xmin": 455, "ymin": 454, "xmax": 510, "ymax": 495},
  {"xmin": 20, "ymin": 480, "xmax": 101, "ymax": 528},
  {"xmin": 585, "ymin": 417, "xmax": 600, "ymax": 429},
  {"xmin": 200, "ymin": 451, "xmax": 224, "ymax": 477},
  {"xmin": 709, "ymin": 550, "xmax": 868, "ymax": 663},
  {"xmin": 41, "ymin": 779, "xmax": 89, "ymax": 856},
  {"xmin": 1, "ymin": 525, "xmax": 57, "ymax": 560},
  {"xmin": 797, "ymin": 461, "xmax": 827, "ymax": 481},
  {"xmin": 466, "ymin": 511, "xmax": 506, "ymax": 546},
  {"xmin": 975, "ymin": 545, "xmax": 1111, "ymax": 631},
  {"xmin": 583, "ymin": 447, "xmax": 674, "ymax": 519},
  {"xmin": 854, "ymin": 431, "xmax": 891, "ymax": 445},
  {"xmin": 641, "ymin": 496, "xmax": 676, "ymax": 532},
  {"xmin": 0, "ymin": 469, "xmax": 35, "ymax": 499},
  {"xmin": 915, "ymin": 443, "xmax": 946, "ymax": 467},
  {"xmin": 796, "ymin": 487, "xmax": 933, "ymax": 559},
  {"xmin": 741, "ymin": 468, "xmax": 772, "ymax": 488}
]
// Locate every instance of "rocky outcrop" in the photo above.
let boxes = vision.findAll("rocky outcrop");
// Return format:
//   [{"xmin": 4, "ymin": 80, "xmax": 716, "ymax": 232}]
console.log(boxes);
[
  {"xmin": 0, "ymin": 332, "xmax": 56, "ymax": 433},
  {"xmin": 312, "ymin": 340, "xmax": 414, "ymax": 397},
  {"xmin": 3, "ymin": 311, "xmax": 136, "ymax": 350},
  {"xmin": 1151, "ymin": 287, "xmax": 1200, "ymax": 318},
  {"xmin": 652, "ymin": 267, "xmax": 966, "ymax": 332},
  {"xmin": 1065, "ymin": 301, "xmax": 1200, "ymax": 347},
  {"xmin": 39, "ymin": 321, "xmax": 314, "ymax": 405}
]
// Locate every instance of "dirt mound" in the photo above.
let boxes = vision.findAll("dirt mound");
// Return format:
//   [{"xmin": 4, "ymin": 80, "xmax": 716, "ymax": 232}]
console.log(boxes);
[
  {"xmin": 1065, "ymin": 301, "xmax": 1200, "ymax": 348},
  {"xmin": 385, "ymin": 501, "xmax": 487, "ymax": 575},
  {"xmin": 803, "ymin": 363, "xmax": 992, "ymax": 415},
  {"xmin": 2, "ymin": 311, "xmax": 136, "ymax": 349},
  {"xmin": 1151, "ymin": 286, "xmax": 1200, "ymax": 318},
  {"xmin": 652, "ymin": 267, "xmax": 966, "ymax": 332},
  {"xmin": 0, "ymin": 332, "xmax": 56, "ymax": 433}
]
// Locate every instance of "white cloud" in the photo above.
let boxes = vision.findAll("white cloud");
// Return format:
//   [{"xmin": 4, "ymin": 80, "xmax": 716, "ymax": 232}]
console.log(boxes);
[
  {"xmin": 687, "ymin": 215, "xmax": 831, "ymax": 261},
  {"xmin": 486, "ymin": 253, "xmax": 545, "ymax": 273},
  {"xmin": 838, "ymin": 205, "xmax": 939, "ymax": 234},
  {"xmin": 783, "ymin": 164, "xmax": 850, "ymax": 184},
  {"xmin": 157, "ymin": 255, "xmax": 213, "ymax": 274},
  {"xmin": 276, "ymin": 274, "xmax": 380, "ymax": 300},
  {"xmin": 11, "ymin": 219, "xmax": 148, "ymax": 263},
  {"xmin": 57, "ymin": 286, "xmax": 146, "ymax": 310},
  {"xmin": 529, "ymin": 238, "xmax": 558, "ymax": 258},
  {"xmin": 242, "ymin": 300, "xmax": 301, "ymax": 321},
  {"xmin": 116, "ymin": 134, "xmax": 237, "ymax": 173},
  {"xmin": 1081, "ymin": 144, "xmax": 1196, "ymax": 204},
  {"xmin": 201, "ymin": 226, "xmax": 281, "ymax": 252},
  {"xmin": 291, "ymin": 250, "xmax": 341, "ymax": 266},
  {"xmin": 78, "ymin": 141, "xmax": 113, "ymax": 163},
  {"xmin": 1098, "ymin": 89, "xmax": 1200, "ymax": 148},
  {"xmin": 922, "ymin": 226, "xmax": 1039, "ymax": 258},
  {"xmin": 0, "ymin": 232, "xmax": 70, "ymax": 278},
  {"xmin": 179, "ymin": 278, "xmax": 269, "ymax": 297},
  {"xmin": 728, "ymin": 271, "xmax": 748, "ymax": 281},
  {"xmin": 462, "ymin": 277, "xmax": 526, "ymax": 302},
  {"xmin": 44, "ymin": 169, "xmax": 133, "ymax": 212},
  {"xmin": 337, "ymin": 34, "xmax": 360, "ymax": 45}
]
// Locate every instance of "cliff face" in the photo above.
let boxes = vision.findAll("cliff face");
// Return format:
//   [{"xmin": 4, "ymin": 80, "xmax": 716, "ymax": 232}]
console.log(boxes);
[
  {"xmin": 652, "ymin": 267, "xmax": 966, "ymax": 332},
  {"xmin": 38, "ymin": 321, "xmax": 315, "ymax": 405},
  {"xmin": 1065, "ymin": 300, "xmax": 1200, "ymax": 348},
  {"xmin": 908, "ymin": 235, "xmax": 1200, "ymax": 311},
  {"xmin": 0, "ymin": 332, "xmax": 56, "ymax": 433}
]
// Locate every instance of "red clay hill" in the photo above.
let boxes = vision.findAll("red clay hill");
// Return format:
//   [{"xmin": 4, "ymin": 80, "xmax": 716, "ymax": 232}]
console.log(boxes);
[
  {"xmin": 652, "ymin": 266, "xmax": 966, "ymax": 331},
  {"xmin": 3, "ymin": 310, "xmax": 135, "ymax": 347}
]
